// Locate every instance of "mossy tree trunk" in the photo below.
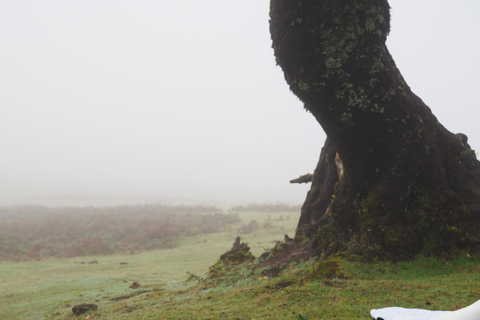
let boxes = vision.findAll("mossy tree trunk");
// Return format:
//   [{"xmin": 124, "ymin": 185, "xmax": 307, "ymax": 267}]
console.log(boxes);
[{"xmin": 270, "ymin": 0, "xmax": 480, "ymax": 259}]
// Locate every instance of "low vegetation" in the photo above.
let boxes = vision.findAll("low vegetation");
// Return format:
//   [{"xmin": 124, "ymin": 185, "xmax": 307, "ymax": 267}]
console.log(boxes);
[
  {"xmin": 230, "ymin": 202, "xmax": 301, "ymax": 213},
  {"xmin": 0, "ymin": 209, "xmax": 298, "ymax": 319},
  {"xmin": 1, "ymin": 206, "xmax": 479, "ymax": 319},
  {"xmin": 0, "ymin": 204, "xmax": 240, "ymax": 260}
]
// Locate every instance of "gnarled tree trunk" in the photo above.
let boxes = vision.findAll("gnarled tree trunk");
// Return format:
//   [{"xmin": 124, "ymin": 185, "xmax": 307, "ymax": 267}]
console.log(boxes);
[{"xmin": 270, "ymin": 0, "xmax": 480, "ymax": 259}]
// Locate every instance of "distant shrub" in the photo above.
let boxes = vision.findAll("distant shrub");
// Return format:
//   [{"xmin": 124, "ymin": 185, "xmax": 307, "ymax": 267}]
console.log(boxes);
[
  {"xmin": 237, "ymin": 220, "xmax": 260, "ymax": 234},
  {"xmin": 230, "ymin": 202, "xmax": 301, "ymax": 213},
  {"xmin": 0, "ymin": 204, "xmax": 240, "ymax": 261},
  {"xmin": 263, "ymin": 220, "xmax": 274, "ymax": 229}
]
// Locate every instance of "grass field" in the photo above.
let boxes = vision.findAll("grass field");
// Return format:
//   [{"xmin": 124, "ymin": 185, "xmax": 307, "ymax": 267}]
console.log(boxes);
[
  {"xmin": 1, "ymin": 210, "xmax": 480, "ymax": 320},
  {"xmin": 0, "ymin": 211, "xmax": 296, "ymax": 319}
]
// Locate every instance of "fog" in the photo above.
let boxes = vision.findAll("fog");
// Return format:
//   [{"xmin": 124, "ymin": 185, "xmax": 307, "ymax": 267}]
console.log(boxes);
[{"xmin": 1, "ymin": 1, "xmax": 479, "ymax": 207}]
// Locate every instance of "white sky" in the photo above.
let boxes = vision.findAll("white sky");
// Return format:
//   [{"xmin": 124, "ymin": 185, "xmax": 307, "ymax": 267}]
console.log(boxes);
[{"xmin": 1, "ymin": 1, "xmax": 479, "ymax": 207}]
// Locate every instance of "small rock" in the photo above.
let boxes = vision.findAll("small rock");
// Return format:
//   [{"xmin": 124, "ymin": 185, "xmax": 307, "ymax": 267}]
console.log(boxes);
[
  {"xmin": 129, "ymin": 281, "xmax": 141, "ymax": 289},
  {"xmin": 219, "ymin": 236, "xmax": 254, "ymax": 262},
  {"xmin": 72, "ymin": 303, "xmax": 98, "ymax": 315},
  {"xmin": 120, "ymin": 262, "xmax": 128, "ymax": 265},
  {"xmin": 230, "ymin": 236, "xmax": 248, "ymax": 252}
]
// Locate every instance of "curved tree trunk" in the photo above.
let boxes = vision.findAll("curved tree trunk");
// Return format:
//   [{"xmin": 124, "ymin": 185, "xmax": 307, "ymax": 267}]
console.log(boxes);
[{"xmin": 270, "ymin": 0, "xmax": 480, "ymax": 259}]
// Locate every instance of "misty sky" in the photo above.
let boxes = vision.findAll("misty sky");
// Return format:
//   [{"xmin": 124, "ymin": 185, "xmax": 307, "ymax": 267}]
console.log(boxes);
[{"xmin": 1, "ymin": 1, "xmax": 479, "ymax": 207}]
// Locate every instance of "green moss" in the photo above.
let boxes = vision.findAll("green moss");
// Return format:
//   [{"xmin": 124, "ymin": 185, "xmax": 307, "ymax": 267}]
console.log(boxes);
[
  {"xmin": 311, "ymin": 254, "xmax": 351, "ymax": 279},
  {"xmin": 297, "ymin": 80, "xmax": 310, "ymax": 92},
  {"xmin": 340, "ymin": 112, "xmax": 353, "ymax": 126},
  {"xmin": 204, "ymin": 255, "xmax": 255, "ymax": 287},
  {"xmin": 220, "ymin": 250, "xmax": 254, "ymax": 263}
]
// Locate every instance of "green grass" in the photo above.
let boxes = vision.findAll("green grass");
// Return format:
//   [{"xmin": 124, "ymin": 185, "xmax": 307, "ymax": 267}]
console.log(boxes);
[
  {"xmin": 1, "ymin": 211, "xmax": 480, "ymax": 319},
  {"xmin": 0, "ymin": 211, "xmax": 296, "ymax": 319}
]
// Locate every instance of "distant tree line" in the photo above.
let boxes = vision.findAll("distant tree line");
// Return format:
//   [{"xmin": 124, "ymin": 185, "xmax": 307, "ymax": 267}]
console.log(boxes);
[
  {"xmin": 0, "ymin": 204, "xmax": 240, "ymax": 261},
  {"xmin": 229, "ymin": 202, "xmax": 301, "ymax": 213}
]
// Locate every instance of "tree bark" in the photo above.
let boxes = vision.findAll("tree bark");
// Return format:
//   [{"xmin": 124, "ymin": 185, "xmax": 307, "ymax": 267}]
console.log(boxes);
[
  {"xmin": 295, "ymin": 136, "xmax": 338, "ymax": 238},
  {"xmin": 270, "ymin": 0, "xmax": 480, "ymax": 259}
]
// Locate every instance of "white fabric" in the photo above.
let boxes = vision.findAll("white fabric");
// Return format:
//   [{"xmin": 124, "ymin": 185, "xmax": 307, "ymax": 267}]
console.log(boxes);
[
  {"xmin": 371, "ymin": 299, "xmax": 480, "ymax": 320},
  {"xmin": 370, "ymin": 307, "xmax": 450, "ymax": 320},
  {"xmin": 436, "ymin": 299, "xmax": 480, "ymax": 320}
]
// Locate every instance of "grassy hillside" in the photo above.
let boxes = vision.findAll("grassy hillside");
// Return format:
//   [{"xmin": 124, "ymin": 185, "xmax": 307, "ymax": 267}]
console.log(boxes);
[
  {"xmin": 1, "ymin": 210, "xmax": 479, "ymax": 319},
  {"xmin": 0, "ymin": 210, "xmax": 297, "ymax": 319}
]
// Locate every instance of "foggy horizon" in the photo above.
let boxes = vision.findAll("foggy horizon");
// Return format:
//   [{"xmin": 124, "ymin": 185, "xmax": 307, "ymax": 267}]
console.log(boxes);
[{"xmin": 2, "ymin": 0, "xmax": 479, "ymax": 208}]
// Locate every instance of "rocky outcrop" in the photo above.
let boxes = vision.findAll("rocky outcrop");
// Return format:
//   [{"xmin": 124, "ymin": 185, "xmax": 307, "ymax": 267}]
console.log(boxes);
[{"xmin": 220, "ymin": 236, "xmax": 254, "ymax": 263}]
